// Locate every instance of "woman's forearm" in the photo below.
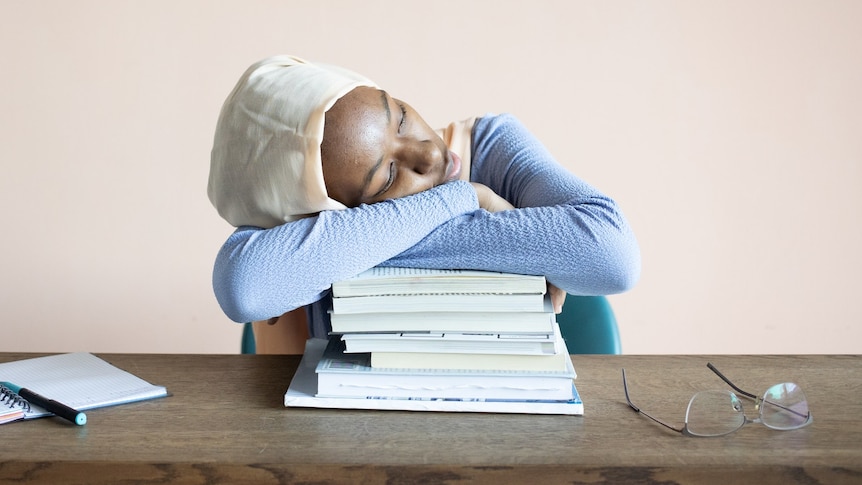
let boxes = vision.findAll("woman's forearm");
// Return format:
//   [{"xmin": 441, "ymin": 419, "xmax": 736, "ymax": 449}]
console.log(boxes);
[
  {"xmin": 212, "ymin": 181, "xmax": 479, "ymax": 322},
  {"xmin": 382, "ymin": 114, "xmax": 640, "ymax": 295},
  {"xmin": 381, "ymin": 199, "xmax": 640, "ymax": 295}
]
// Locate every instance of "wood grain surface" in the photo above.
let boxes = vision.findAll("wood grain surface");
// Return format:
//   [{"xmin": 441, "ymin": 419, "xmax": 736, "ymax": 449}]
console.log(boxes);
[{"xmin": 1, "ymin": 353, "xmax": 859, "ymax": 484}]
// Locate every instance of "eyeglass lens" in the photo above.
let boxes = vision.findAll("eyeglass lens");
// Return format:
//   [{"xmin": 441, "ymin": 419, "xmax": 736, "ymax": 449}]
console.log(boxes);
[
  {"xmin": 685, "ymin": 390, "xmax": 745, "ymax": 437},
  {"xmin": 684, "ymin": 383, "xmax": 810, "ymax": 436},
  {"xmin": 760, "ymin": 382, "xmax": 810, "ymax": 430}
]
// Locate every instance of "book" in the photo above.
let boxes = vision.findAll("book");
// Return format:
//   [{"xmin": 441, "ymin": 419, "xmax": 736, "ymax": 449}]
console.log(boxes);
[
  {"xmin": 366, "ymin": 322, "xmax": 568, "ymax": 372},
  {"xmin": 370, "ymin": 350, "xmax": 571, "ymax": 372},
  {"xmin": 331, "ymin": 267, "xmax": 548, "ymax": 314},
  {"xmin": 329, "ymin": 297, "xmax": 555, "ymax": 334},
  {"xmin": 341, "ymin": 331, "xmax": 557, "ymax": 355},
  {"xmin": 332, "ymin": 267, "xmax": 547, "ymax": 298},
  {"xmin": 314, "ymin": 337, "xmax": 576, "ymax": 401},
  {"xmin": 305, "ymin": 267, "xmax": 584, "ymax": 415},
  {"xmin": 331, "ymin": 293, "xmax": 547, "ymax": 314},
  {"xmin": 284, "ymin": 338, "xmax": 583, "ymax": 415},
  {"xmin": 0, "ymin": 352, "xmax": 168, "ymax": 423}
]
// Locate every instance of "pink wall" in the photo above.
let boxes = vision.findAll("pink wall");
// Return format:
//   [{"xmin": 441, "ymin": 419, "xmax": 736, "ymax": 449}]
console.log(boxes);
[{"xmin": 1, "ymin": 1, "xmax": 859, "ymax": 353}]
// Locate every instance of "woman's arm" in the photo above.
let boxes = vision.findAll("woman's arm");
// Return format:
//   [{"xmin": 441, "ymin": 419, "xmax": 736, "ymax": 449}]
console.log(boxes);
[
  {"xmin": 381, "ymin": 114, "xmax": 641, "ymax": 296},
  {"xmin": 213, "ymin": 181, "xmax": 479, "ymax": 322},
  {"xmin": 214, "ymin": 114, "xmax": 639, "ymax": 323}
]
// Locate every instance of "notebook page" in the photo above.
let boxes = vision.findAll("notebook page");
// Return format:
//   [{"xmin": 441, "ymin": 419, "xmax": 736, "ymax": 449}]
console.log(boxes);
[{"xmin": 0, "ymin": 352, "xmax": 167, "ymax": 419}]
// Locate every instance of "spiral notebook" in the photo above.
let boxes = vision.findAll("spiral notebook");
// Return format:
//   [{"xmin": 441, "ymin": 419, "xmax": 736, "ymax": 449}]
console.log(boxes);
[
  {"xmin": 0, "ymin": 352, "xmax": 168, "ymax": 424},
  {"xmin": 0, "ymin": 388, "xmax": 27, "ymax": 424}
]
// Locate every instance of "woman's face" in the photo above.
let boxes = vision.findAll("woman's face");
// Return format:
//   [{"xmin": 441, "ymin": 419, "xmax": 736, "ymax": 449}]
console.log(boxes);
[{"xmin": 321, "ymin": 86, "xmax": 462, "ymax": 207}]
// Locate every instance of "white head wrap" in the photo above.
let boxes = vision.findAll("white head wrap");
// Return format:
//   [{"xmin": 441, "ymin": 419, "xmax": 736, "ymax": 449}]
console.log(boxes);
[{"xmin": 208, "ymin": 55, "xmax": 378, "ymax": 228}]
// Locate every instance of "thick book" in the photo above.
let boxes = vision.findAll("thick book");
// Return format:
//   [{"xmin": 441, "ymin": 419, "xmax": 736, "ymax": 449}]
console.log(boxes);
[
  {"xmin": 341, "ymin": 331, "xmax": 557, "ymax": 355},
  {"xmin": 370, "ymin": 350, "xmax": 571, "ymax": 372},
  {"xmin": 330, "ymin": 295, "xmax": 555, "ymax": 333},
  {"xmin": 285, "ymin": 338, "xmax": 583, "ymax": 415},
  {"xmin": 0, "ymin": 352, "xmax": 168, "ymax": 423},
  {"xmin": 367, "ymin": 323, "xmax": 568, "ymax": 372},
  {"xmin": 314, "ymin": 337, "xmax": 576, "ymax": 401},
  {"xmin": 331, "ymin": 293, "xmax": 547, "ymax": 314},
  {"xmin": 332, "ymin": 267, "xmax": 547, "ymax": 298}
]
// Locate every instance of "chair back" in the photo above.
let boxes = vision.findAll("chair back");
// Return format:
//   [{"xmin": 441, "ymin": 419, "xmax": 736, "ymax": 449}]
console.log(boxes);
[{"xmin": 556, "ymin": 295, "xmax": 622, "ymax": 354}]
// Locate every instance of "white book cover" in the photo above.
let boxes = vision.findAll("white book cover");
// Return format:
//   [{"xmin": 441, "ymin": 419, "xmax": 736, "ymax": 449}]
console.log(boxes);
[
  {"xmin": 370, "ymin": 350, "xmax": 571, "ymax": 373},
  {"xmin": 366, "ymin": 323, "xmax": 569, "ymax": 372},
  {"xmin": 331, "ymin": 293, "xmax": 547, "ymax": 314},
  {"xmin": 371, "ymin": 323, "xmax": 571, "ymax": 371},
  {"xmin": 332, "ymin": 267, "xmax": 547, "ymax": 297},
  {"xmin": 329, "ymin": 298, "xmax": 555, "ymax": 334},
  {"xmin": 341, "ymin": 331, "xmax": 557, "ymax": 355},
  {"xmin": 314, "ymin": 337, "xmax": 576, "ymax": 400},
  {"xmin": 285, "ymin": 339, "xmax": 583, "ymax": 415}
]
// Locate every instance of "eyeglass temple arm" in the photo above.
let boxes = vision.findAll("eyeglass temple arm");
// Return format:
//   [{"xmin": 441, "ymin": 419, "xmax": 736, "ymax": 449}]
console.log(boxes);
[
  {"xmin": 706, "ymin": 363, "xmax": 758, "ymax": 400},
  {"xmin": 621, "ymin": 369, "xmax": 684, "ymax": 434}
]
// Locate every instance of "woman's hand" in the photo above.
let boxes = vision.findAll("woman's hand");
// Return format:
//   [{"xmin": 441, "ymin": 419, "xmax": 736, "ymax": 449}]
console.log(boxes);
[
  {"xmin": 471, "ymin": 182, "xmax": 566, "ymax": 313},
  {"xmin": 547, "ymin": 282, "xmax": 566, "ymax": 314},
  {"xmin": 471, "ymin": 182, "xmax": 515, "ymax": 212}
]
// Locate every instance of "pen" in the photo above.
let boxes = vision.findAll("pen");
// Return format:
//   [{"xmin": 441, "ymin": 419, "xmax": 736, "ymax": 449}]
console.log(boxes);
[{"xmin": 0, "ymin": 381, "xmax": 87, "ymax": 425}]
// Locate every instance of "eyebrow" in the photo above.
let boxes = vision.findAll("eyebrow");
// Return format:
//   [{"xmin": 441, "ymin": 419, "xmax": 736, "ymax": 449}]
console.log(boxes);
[
  {"xmin": 359, "ymin": 90, "xmax": 391, "ymax": 200},
  {"xmin": 380, "ymin": 89, "xmax": 391, "ymax": 124}
]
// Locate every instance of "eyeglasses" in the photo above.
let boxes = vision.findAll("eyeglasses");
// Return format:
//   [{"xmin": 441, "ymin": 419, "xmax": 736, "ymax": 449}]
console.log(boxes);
[{"xmin": 622, "ymin": 363, "xmax": 812, "ymax": 437}]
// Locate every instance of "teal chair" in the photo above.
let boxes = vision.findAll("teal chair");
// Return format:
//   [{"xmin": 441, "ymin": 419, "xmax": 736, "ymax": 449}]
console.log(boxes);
[
  {"xmin": 555, "ymin": 295, "xmax": 621, "ymax": 354},
  {"xmin": 243, "ymin": 294, "xmax": 620, "ymax": 355},
  {"xmin": 241, "ymin": 322, "xmax": 256, "ymax": 354}
]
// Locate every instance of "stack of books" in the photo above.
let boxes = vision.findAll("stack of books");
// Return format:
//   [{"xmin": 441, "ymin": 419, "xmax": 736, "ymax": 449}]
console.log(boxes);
[{"xmin": 285, "ymin": 267, "xmax": 582, "ymax": 415}]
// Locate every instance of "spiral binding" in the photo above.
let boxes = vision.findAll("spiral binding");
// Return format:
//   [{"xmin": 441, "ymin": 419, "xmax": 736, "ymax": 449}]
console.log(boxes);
[{"xmin": 0, "ymin": 384, "xmax": 31, "ymax": 412}]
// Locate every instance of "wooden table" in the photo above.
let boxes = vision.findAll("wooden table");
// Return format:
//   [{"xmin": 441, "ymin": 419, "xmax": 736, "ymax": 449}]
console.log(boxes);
[{"xmin": 0, "ymin": 353, "xmax": 859, "ymax": 484}]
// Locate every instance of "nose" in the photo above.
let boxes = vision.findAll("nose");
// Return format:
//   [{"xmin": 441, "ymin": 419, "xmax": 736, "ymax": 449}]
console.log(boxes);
[{"xmin": 397, "ymin": 139, "xmax": 441, "ymax": 174}]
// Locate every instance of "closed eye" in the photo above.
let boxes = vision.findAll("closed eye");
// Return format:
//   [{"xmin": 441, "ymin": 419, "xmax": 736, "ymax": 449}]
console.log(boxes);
[
  {"xmin": 385, "ymin": 161, "xmax": 397, "ymax": 192},
  {"xmin": 374, "ymin": 161, "xmax": 397, "ymax": 198}
]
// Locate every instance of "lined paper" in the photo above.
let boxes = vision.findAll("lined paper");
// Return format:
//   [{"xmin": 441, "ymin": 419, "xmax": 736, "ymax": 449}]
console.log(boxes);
[{"xmin": 0, "ymin": 352, "xmax": 167, "ymax": 419}]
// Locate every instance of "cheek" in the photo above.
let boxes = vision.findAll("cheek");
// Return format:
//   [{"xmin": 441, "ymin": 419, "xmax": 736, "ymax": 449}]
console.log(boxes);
[{"xmin": 390, "ymin": 172, "xmax": 436, "ymax": 200}]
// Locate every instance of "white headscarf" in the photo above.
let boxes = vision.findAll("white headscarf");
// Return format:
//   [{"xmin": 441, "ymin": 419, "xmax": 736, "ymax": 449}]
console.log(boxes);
[{"xmin": 208, "ymin": 55, "xmax": 378, "ymax": 228}]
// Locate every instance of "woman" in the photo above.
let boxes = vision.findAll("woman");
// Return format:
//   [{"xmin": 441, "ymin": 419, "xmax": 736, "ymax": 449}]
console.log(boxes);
[{"xmin": 208, "ymin": 56, "xmax": 640, "ymax": 352}]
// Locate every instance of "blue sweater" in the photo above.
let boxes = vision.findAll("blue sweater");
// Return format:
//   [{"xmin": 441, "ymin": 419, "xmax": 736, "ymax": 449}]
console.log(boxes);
[{"xmin": 212, "ymin": 114, "xmax": 640, "ymax": 336}]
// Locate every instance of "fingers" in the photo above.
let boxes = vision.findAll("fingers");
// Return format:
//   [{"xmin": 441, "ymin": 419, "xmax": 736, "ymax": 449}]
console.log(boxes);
[{"xmin": 547, "ymin": 283, "xmax": 566, "ymax": 314}]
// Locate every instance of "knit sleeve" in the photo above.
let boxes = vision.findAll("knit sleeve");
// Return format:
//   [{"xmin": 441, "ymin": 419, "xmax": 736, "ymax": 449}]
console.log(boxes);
[
  {"xmin": 381, "ymin": 114, "xmax": 641, "ymax": 296},
  {"xmin": 212, "ymin": 181, "xmax": 479, "ymax": 322}
]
